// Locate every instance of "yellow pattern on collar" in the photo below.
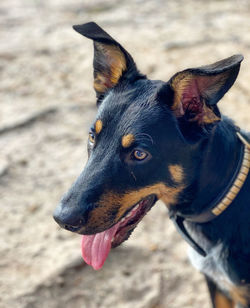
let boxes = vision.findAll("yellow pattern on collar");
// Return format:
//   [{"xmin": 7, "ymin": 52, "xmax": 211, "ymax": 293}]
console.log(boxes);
[{"xmin": 212, "ymin": 133, "xmax": 250, "ymax": 216}]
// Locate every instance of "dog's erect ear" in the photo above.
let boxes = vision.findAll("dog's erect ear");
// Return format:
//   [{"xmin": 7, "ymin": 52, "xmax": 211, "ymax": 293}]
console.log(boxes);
[
  {"xmin": 73, "ymin": 22, "xmax": 140, "ymax": 99},
  {"xmin": 169, "ymin": 55, "xmax": 243, "ymax": 124}
]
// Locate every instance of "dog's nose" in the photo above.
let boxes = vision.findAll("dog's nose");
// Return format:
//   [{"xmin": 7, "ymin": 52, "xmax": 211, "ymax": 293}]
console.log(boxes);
[{"xmin": 53, "ymin": 203, "xmax": 86, "ymax": 232}]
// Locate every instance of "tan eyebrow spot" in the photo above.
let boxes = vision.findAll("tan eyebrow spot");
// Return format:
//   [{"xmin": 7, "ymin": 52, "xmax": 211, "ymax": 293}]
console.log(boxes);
[
  {"xmin": 95, "ymin": 119, "xmax": 103, "ymax": 134},
  {"xmin": 168, "ymin": 164, "xmax": 184, "ymax": 183},
  {"xmin": 122, "ymin": 134, "xmax": 135, "ymax": 148}
]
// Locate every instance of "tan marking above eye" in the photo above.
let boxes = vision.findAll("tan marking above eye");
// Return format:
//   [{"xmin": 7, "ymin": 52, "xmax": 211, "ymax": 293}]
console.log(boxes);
[
  {"xmin": 95, "ymin": 119, "xmax": 103, "ymax": 134},
  {"xmin": 168, "ymin": 164, "xmax": 184, "ymax": 183},
  {"xmin": 122, "ymin": 134, "xmax": 135, "ymax": 148}
]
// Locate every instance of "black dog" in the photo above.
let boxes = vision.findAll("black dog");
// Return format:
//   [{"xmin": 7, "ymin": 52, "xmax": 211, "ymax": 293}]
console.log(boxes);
[{"xmin": 54, "ymin": 22, "xmax": 250, "ymax": 308}]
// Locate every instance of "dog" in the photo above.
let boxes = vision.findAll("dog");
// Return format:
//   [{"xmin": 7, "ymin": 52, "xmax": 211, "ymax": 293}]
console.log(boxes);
[{"xmin": 53, "ymin": 22, "xmax": 250, "ymax": 308}]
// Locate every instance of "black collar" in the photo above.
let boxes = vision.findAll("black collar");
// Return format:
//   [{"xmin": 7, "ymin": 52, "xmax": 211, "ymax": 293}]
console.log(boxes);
[{"xmin": 169, "ymin": 132, "xmax": 250, "ymax": 257}]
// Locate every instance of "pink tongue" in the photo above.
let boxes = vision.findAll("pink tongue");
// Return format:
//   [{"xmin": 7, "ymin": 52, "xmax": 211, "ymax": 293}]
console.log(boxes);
[{"xmin": 81, "ymin": 223, "xmax": 119, "ymax": 270}]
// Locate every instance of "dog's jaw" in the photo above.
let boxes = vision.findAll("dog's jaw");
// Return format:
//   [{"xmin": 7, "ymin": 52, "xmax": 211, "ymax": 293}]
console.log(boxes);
[{"xmin": 81, "ymin": 195, "xmax": 156, "ymax": 270}]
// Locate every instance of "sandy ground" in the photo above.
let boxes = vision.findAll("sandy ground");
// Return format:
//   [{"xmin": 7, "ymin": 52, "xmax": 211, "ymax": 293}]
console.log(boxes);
[{"xmin": 1, "ymin": 1, "xmax": 250, "ymax": 307}]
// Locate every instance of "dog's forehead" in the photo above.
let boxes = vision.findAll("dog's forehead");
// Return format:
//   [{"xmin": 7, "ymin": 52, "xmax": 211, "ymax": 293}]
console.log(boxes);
[{"xmin": 96, "ymin": 79, "xmax": 166, "ymax": 134}]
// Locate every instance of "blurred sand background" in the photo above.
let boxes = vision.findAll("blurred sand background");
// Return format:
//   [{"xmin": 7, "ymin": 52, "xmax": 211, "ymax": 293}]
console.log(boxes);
[{"xmin": 0, "ymin": 0, "xmax": 250, "ymax": 307}]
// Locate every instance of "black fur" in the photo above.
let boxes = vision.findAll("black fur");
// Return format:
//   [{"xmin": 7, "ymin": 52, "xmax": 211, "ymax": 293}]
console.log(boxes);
[{"xmin": 54, "ymin": 22, "xmax": 250, "ymax": 307}]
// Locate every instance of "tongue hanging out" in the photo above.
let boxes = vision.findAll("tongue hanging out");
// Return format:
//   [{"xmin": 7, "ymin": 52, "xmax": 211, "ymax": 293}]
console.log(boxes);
[
  {"xmin": 81, "ymin": 224, "xmax": 119, "ymax": 270},
  {"xmin": 81, "ymin": 195, "xmax": 156, "ymax": 270}
]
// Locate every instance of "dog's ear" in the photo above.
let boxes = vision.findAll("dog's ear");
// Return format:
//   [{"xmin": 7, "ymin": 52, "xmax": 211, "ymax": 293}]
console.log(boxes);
[
  {"xmin": 168, "ymin": 55, "xmax": 243, "ymax": 124},
  {"xmin": 73, "ymin": 22, "xmax": 140, "ymax": 100}
]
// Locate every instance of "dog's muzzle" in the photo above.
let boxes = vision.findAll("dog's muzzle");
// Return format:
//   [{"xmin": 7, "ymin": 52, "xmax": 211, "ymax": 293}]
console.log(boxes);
[{"xmin": 53, "ymin": 202, "xmax": 86, "ymax": 232}]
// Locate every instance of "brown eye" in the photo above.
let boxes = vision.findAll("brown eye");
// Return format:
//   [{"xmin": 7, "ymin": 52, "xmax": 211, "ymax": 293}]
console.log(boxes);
[
  {"xmin": 89, "ymin": 132, "xmax": 96, "ymax": 144},
  {"xmin": 133, "ymin": 149, "xmax": 148, "ymax": 161}
]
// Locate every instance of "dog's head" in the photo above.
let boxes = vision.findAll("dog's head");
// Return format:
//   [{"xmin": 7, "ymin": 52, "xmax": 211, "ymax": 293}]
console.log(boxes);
[{"xmin": 53, "ymin": 22, "xmax": 243, "ymax": 269}]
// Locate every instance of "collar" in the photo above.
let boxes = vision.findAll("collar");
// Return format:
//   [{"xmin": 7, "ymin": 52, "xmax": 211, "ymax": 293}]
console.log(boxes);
[{"xmin": 169, "ymin": 132, "xmax": 250, "ymax": 257}]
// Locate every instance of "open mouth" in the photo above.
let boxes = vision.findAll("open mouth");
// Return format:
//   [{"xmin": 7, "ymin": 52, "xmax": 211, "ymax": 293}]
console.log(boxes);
[{"xmin": 81, "ymin": 194, "xmax": 156, "ymax": 270}]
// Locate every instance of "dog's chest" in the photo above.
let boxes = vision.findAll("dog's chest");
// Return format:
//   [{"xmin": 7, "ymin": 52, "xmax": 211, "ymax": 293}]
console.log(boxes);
[{"xmin": 188, "ymin": 245, "xmax": 230, "ymax": 291}]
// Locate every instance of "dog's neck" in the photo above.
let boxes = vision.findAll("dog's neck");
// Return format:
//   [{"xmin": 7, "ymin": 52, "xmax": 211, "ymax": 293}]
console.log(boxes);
[
  {"xmin": 196, "ymin": 125, "xmax": 242, "ymax": 210},
  {"xmin": 173, "ymin": 119, "xmax": 250, "ymax": 254},
  {"xmin": 177, "ymin": 119, "xmax": 244, "ymax": 216}
]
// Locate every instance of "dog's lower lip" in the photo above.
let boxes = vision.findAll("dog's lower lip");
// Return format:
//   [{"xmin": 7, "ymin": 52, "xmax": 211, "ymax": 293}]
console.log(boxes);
[
  {"xmin": 120, "ymin": 195, "xmax": 156, "ymax": 222},
  {"xmin": 77, "ymin": 195, "xmax": 156, "ymax": 236},
  {"xmin": 111, "ymin": 194, "xmax": 157, "ymax": 247}
]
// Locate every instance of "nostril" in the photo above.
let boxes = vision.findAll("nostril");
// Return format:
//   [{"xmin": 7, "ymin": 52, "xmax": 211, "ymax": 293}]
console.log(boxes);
[
  {"xmin": 53, "ymin": 203, "xmax": 86, "ymax": 232},
  {"xmin": 64, "ymin": 224, "xmax": 81, "ymax": 232}
]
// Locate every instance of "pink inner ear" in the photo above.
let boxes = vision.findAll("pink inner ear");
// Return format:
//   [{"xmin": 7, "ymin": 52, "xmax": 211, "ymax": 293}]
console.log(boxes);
[
  {"xmin": 103, "ymin": 74, "xmax": 113, "ymax": 89},
  {"xmin": 182, "ymin": 79, "xmax": 204, "ymax": 115}
]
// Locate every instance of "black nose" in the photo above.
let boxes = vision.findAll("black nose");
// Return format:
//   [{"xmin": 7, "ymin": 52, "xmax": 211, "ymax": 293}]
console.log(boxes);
[{"xmin": 53, "ymin": 203, "xmax": 86, "ymax": 232}]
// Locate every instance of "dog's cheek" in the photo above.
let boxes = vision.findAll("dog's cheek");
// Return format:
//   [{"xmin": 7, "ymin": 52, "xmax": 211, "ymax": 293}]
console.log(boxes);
[
  {"xmin": 85, "ymin": 202, "xmax": 121, "ymax": 233},
  {"xmin": 168, "ymin": 164, "xmax": 184, "ymax": 184},
  {"xmin": 102, "ymin": 183, "xmax": 185, "ymax": 220},
  {"xmin": 83, "ymin": 180, "xmax": 186, "ymax": 233}
]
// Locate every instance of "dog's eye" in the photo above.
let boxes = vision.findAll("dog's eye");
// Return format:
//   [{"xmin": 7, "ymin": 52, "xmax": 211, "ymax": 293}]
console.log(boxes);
[
  {"xmin": 132, "ymin": 149, "xmax": 148, "ymax": 161},
  {"xmin": 89, "ymin": 132, "xmax": 96, "ymax": 144}
]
